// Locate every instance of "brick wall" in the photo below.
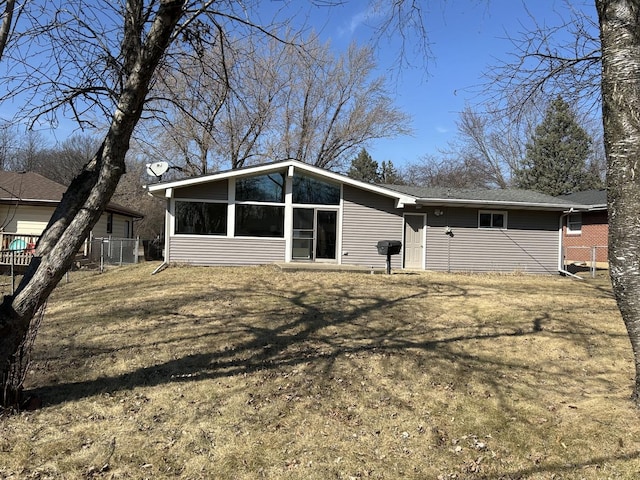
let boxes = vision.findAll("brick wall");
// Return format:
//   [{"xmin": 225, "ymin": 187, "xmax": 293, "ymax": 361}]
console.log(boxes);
[{"xmin": 563, "ymin": 210, "xmax": 608, "ymax": 264}]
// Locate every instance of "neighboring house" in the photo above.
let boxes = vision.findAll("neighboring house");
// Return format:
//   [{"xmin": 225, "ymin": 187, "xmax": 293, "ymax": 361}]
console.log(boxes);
[
  {"xmin": 559, "ymin": 189, "xmax": 608, "ymax": 268},
  {"xmin": 0, "ymin": 171, "xmax": 143, "ymax": 254},
  {"xmin": 148, "ymin": 159, "xmax": 588, "ymax": 275}
]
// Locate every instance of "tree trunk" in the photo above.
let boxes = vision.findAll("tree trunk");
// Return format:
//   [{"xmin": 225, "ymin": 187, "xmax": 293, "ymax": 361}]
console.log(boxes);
[
  {"xmin": 0, "ymin": 0, "xmax": 186, "ymax": 406},
  {"xmin": 597, "ymin": 0, "xmax": 640, "ymax": 405}
]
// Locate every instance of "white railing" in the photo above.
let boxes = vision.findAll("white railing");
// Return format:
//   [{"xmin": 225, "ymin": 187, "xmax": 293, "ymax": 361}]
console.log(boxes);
[{"xmin": 0, "ymin": 233, "xmax": 39, "ymax": 266}]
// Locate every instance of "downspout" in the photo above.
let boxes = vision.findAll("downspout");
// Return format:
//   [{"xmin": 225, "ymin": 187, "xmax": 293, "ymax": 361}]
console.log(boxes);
[{"xmin": 558, "ymin": 209, "xmax": 583, "ymax": 280}]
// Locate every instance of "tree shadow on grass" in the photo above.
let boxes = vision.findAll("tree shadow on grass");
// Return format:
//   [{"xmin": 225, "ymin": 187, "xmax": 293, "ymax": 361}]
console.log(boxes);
[
  {"xmin": 27, "ymin": 275, "xmax": 608, "ymax": 410},
  {"xmin": 479, "ymin": 450, "xmax": 640, "ymax": 480},
  {"xmin": 21, "ymin": 270, "xmax": 632, "ymax": 477}
]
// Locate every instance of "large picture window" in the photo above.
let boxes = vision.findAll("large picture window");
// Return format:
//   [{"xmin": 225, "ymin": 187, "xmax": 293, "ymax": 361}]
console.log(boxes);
[
  {"xmin": 236, "ymin": 173, "xmax": 285, "ymax": 202},
  {"xmin": 175, "ymin": 201, "xmax": 227, "ymax": 235},
  {"xmin": 235, "ymin": 205, "xmax": 284, "ymax": 237},
  {"xmin": 293, "ymin": 174, "xmax": 340, "ymax": 205},
  {"xmin": 479, "ymin": 210, "xmax": 507, "ymax": 229}
]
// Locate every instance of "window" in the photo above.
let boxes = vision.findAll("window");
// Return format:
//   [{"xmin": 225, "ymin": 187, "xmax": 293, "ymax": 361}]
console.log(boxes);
[
  {"xmin": 293, "ymin": 174, "xmax": 340, "ymax": 205},
  {"xmin": 567, "ymin": 213, "xmax": 582, "ymax": 234},
  {"xmin": 235, "ymin": 205, "xmax": 284, "ymax": 237},
  {"xmin": 236, "ymin": 173, "xmax": 285, "ymax": 202},
  {"xmin": 106, "ymin": 213, "xmax": 113, "ymax": 234},
  {"xmin": 175, "ymin": 201, "xmax": 227, "ymax": 235},
  {"xmin": 479, "ymin": 210, "xmax": 507, "ymax": 229}
]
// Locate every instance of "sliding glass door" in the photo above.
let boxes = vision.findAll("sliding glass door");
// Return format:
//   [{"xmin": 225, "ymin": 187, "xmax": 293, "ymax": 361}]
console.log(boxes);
[{"xmin": 292, "ymin": 208, "xmax": 337, "ymax": 261}]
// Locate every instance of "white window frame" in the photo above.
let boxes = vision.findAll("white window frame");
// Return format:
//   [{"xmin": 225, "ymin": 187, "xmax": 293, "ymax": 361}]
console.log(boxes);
[
  {"xmin": 566, "ymin": 213, "xmax": 582, "ymax": 235},
  {"xmin": 478, "ymin": 210, "xmax": 508, "ymax": 229},
  {"xmin": 173, "ymin": 198, "xmax": 229, "ymax": 236}
]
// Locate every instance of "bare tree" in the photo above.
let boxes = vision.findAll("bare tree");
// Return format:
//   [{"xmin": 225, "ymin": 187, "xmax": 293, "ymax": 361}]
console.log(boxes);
[
  {"xmin": 0, "ymin": 122, "xmax": 19, "ymax": 170},
  {"xmin": 113, "ymin": 158, "xmax": 165, "ymax": 239},
  {"xmin": 0, "ymin": 0, "xmax": 285, "ymax": 407},
  {"xmin": 149, "ymin": 32, "xmax": 411, "ymax": 174},
  {"xmin": 486, "ymin": 1, "xmax": 601, "ymax": 118},
  {"xmin": 446, "ymin": 106, "xmax": 528, "ymax": 188},
  {"xmin": 479, "ymin": 0, "xmax": 640, "ymax": 405},
  {"xmin": 33, "ymin": 134, "xmax": 102, "ymax": 185},
  {"xmin": 273, "ymin": 40, "xmax": 411, "ymax": 170},
  {"xmin": 403, "ymin": 154, "xmax": 487, "ymax": 189},
  {"xmin": 0, "ymin": 0, "xmax": 16, "ymax": 62},
  {"xmin": 13, "ymin": 130, "xmax": 49, "ymax": 172},
  {"xmin": 597, "ymin": 0, "xmax": 640, "ymax": 406}
]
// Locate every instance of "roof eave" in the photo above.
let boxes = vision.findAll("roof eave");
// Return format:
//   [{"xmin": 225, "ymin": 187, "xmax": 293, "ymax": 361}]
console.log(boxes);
[
  {"xmin": 416, "ymin": 198, "xmax": 586, "ymax": 211},
  {"xmin": 147, "ymin": 159, "xmax": 417, "ymax": 206}
]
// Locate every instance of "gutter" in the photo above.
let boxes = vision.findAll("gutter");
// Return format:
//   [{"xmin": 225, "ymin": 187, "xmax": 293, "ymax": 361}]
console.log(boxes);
[{"xmin": 416, "ymin": 197, "xmax": 577, "ymax": 211}]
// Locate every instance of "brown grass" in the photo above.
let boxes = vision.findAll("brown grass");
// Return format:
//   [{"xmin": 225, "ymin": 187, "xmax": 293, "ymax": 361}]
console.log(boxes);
[{"xmin": 1, "ymin": 263, "xmax": 639, "ymax": 479}]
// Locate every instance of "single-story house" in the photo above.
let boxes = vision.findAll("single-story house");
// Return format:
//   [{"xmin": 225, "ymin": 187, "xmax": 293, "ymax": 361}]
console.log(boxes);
[
  {"xmin": 147, "ymin": 159, "xmax": 590, "ymax": 274},
  {"xmin": 0, "ymin": 171, "xmax": 143, "ymax": 258},
  {"xmin": 559, "ymin": 189, "xmax": 608, "ymax": 268}
]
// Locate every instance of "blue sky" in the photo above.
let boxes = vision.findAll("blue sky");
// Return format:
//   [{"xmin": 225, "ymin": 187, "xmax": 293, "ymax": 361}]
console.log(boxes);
[
  {"xmin": 2, "ymin": 1, "xmax": 598, "ymax": 171},
  {"xmin": 292, "ymin": 0, "xmax": 599, "ymax": 169}
]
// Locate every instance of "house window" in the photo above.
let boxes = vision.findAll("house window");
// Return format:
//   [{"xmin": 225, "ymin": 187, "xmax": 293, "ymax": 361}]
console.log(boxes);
[
  {"xmin": 236, "ymin": 172, "xmax": 285, "ymax": 202},
  {"xmin": 479, "ymin": 210, "xmax": 507, "ymax": 229},
  {"xmin": 567, "ymin": 213, "xmax": 582, "ymax": 234},
  {"xmin": 175, "ymin": 201, "xmax": 227, "ymax": 235},
  {"xmin": 106, "ymin": 213, "xmax": 113, "ymax": 234},
  {"xmin": 235, "ymin": 205, "xmax": 284, "ymax": 237},
  {"xmin": 293, "ymin": 174, "xmax": 340, "ymax": 205}
]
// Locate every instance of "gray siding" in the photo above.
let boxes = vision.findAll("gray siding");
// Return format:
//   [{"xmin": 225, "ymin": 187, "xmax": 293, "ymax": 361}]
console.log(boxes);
[
  {"xmin": 424, "ymin": 208, "xmax": 560, "ymax": 274},
  {"xmin": 174, "ymin": 180, "xmax": 228, "ymax": 201},
  {"xmin": 169, "ymin": 236, "xmax": 285, "ymax": 266},
  {"xmin": 341, "ymin": 185, "xmax": 404, "ymax": 269}
]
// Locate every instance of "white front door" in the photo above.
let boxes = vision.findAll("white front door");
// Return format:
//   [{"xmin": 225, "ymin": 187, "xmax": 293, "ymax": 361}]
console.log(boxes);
[{"xmin": 404, "ymin": 214, "xmax": 425, "ymax": 269}]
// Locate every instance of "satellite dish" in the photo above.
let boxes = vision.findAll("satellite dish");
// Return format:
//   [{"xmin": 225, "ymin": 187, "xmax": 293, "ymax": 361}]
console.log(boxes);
[{"xmin": 146, "ymin": 161, "xmax": 169, "ymax": 178}]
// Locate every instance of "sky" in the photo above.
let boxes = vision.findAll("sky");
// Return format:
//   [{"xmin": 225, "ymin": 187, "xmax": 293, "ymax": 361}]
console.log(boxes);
[
  {"xmin": 284, "ymin": 0, "xmax": 599, "ymax": 169},
  {"xmin": 1, "ymin": 0, "xmax": 598, "ymax": 171}
]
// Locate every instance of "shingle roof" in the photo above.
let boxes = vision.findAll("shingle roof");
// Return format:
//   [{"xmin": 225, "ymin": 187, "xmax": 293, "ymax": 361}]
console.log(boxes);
[
  {"xmin": 559, "ymin": 189, "xmax": 606, "ymax": 207},
  {"xmin": 147, "ymin": 158, "xmax": 589, "ymax": 211},
  {"xmin": 0, "ymin": 171, "xmax": 143, "ymax": 218},
  {"xmin": 0, "ymin": 171, "xmax": 66, "ymax": 202},
  {"xmin": 381, "ymin": 184, "xmax": 578, "ymax": 207}
]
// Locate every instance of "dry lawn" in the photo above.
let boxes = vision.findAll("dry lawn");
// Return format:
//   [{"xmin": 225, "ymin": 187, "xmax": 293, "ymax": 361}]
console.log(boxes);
[{"xmin": 1, "ymin": 263, "xmax": 639, "ymax": 479}]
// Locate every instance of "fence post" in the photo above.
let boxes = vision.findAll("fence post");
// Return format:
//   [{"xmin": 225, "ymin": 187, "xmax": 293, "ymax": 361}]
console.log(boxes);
[
  {"xmin": 100, "ymin": 240, "xmax": 104, "ymax": 273},
  {"xmin": 591, "ymin": 246, "xmax": 597, "ymax": 278},
  {"xmin": 11, "ymin": 250, "xmax": 14, "ymax": 295},
  {"xmin": 119, "ymin": 240, "xmax": 123, "ymax": 266},
  {"xmin": 134, "ymin": 236, "xmax": 139, "ymax": 264}
]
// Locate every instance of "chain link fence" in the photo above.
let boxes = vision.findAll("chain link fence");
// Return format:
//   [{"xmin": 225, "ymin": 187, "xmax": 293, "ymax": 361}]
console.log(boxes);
[
  {"xmin": 89, "ymin": 237, "xmax": 140, "ymax": 270},
  {"xmin": 563, "ymin": 245, "xmax": 608, "ymax": 278}
]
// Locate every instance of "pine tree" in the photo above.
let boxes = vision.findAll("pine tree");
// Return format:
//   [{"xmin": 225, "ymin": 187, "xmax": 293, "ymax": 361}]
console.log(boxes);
[
  {"xmin": 515, "ymin": 96, "xmax": 601, "ymax": 196},
  {"xmin": 347, "ymin": 148, "xmax": 380, "ymax": 183},
  {"xmin": 379, "ymin": 160, "xmax": 403, "ymax": 184}
]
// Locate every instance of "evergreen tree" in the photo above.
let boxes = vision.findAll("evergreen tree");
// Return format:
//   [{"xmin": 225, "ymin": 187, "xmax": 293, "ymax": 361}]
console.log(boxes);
[
  {"xmin": 515, "ymin": 96, "xmax": 601, "ymax": 196},
  {"xmin": 379, "ymin": 160, "xmax": 404, "ymax": 184},
  {"xmin": 347, "ymin": 148, "xmax": 380, "ymax": 183}
]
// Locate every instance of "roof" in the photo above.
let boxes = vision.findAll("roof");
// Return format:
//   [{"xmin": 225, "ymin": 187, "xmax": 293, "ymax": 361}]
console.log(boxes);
[
  {"xmin": 559, "ymin": 189, "xmax": 607, "ymax": 209},
  {"xmin": 383, "ymin": 184, "xmax": 580, "ymax": 209},
  {"xmin": 147, "ymin": 159, "xmax": 589, "ymax": 211},
  {"xmin": 0, "ymin": 171, "xmax": 144, "ymax": 218},
  {"xmin": 0, "ymin": 170, "xmax": 66, "ymax": 203}
]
